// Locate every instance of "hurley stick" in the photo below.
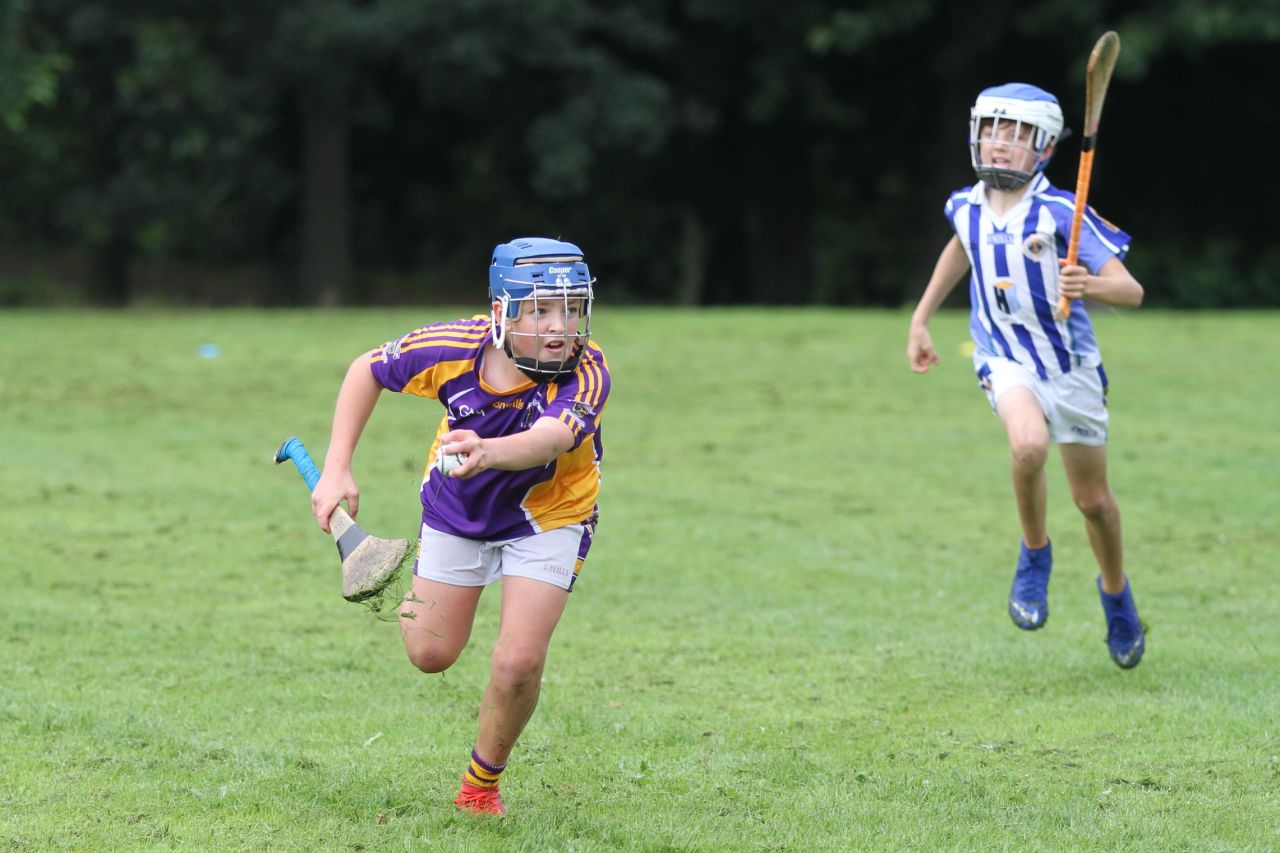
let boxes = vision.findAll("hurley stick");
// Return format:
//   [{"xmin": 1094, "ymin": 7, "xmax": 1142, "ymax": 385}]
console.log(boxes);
[
  {"xmin": 274, "ymin": 436, "xmax": 409, "ymax": 602},
  {"xmin": 1059, "ymin": 31, "xmax": 1121, "ymax": 319}
]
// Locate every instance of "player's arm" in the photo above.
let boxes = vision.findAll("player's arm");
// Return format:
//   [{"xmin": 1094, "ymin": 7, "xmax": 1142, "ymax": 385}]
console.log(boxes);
[
  {"xmin": 1058, "ymin": 256, "xmax": 1143, "ymax": 308},
  {"xmin": 908, "ymin": 236, "xmax": 972, "ymax": 373},
  {"xmin": 440, "ymin": 418, "xmax": 575, "ymax": 480},
  {"xmin": 313, "ymin": 351, "xmax": 384, "ymax": 532}
]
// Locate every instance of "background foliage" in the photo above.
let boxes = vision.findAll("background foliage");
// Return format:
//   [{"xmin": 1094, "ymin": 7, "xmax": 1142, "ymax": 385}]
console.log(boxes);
[{"xmin": 1, "ymin": 1, "xmax": 1277, "ymax": 307}]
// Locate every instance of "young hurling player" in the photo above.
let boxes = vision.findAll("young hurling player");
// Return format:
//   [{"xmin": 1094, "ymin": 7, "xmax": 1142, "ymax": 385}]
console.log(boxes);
[
  {"xmin": 312, "ymin": 238, "xmax": 610, "ymax": 814},
  {"xmin": 906, "ymin": 83, "xmax": 1146, "ymax": 669}
]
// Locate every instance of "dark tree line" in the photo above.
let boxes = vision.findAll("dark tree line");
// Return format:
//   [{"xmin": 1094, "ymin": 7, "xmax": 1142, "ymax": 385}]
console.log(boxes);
[{"xmin": 1, "ymin": 0, "xmax": 1277, "ymax": 307}]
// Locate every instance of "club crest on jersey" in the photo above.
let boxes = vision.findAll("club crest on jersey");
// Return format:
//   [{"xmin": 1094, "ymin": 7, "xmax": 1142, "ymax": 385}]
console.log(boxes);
[
  {"xmin": 1022, "ymin": 232, "xmax": 1055, "ymax": 261},
  {"xmin": 520, "ymin": 398, "xmax": 545, "ymax": 429}
]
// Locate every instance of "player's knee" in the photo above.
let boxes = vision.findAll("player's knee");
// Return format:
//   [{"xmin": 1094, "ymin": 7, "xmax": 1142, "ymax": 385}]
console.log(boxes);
[
  {"xmin": 1073, "ymin": 489, "xmax": 1116, "ymax": 521},
  {"xmin": 1009, "ymin": 437, "xmax": 1048, "ymax": 471},
  {"xmin": 490, "ymin": 645, "xmax": 545, "ymax": 693},
  {"xmin": 404, "ymin": 641, "xmax": 460, "ymax": 674}
]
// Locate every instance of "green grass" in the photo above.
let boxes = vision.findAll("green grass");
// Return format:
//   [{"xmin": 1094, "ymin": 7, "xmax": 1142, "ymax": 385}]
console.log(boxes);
[{"xmin": 2, "ymin": 307, "xmax": 1278, "ymax": 851}]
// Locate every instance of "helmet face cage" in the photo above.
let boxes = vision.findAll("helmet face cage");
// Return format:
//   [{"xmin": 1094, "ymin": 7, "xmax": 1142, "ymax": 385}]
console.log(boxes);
[
  {"xmin": 969, "ymin": 88, "xmax": 1063, "ymax": 191},
  {"xmin": 489, "ymin": 240, "xmax": 595, "ymax": 383},
  {"xmin": 496, "ymin": 277, "xmax": 593, "ymax": 383}
]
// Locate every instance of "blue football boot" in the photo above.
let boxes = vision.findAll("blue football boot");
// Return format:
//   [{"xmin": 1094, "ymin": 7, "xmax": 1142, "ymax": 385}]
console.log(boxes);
[
  {"xmin": 1098, "ymin": 576, "xmax": 1146, "ymax": 669},
  {"xmin": 1008, "ymin": 541, "xmax": 1052, "ymax": 630}
]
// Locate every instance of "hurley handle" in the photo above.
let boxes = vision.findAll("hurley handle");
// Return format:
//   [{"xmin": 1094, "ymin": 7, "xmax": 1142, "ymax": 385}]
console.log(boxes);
[{"xmin": 274, "ymin": 436, "xmax": 321, "ymax": 491}]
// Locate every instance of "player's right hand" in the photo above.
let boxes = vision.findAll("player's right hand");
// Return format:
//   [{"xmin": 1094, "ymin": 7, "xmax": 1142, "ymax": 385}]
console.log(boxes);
[
  {"xmin": 907, "ymin": 324, "xmax": 940, "ymax": 373},
  {"xmin": 312, "ymin": 469, "xmax": 359, "ymax": 534},
  {"xmin": 439, "ymin": 429, "xmax": 486, "ymax": 480}
]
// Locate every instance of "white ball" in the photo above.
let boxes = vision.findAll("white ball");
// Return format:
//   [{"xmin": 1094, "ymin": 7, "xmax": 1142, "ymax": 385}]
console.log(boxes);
[{"xmin": 435, "ymin": 447, "xmax": 468, "ymax": 476}]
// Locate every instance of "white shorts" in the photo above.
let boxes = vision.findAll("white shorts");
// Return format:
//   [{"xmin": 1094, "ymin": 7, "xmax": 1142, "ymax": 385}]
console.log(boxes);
[
  {"xmin": 413, "ymin": 522, "xmax": 593, "ymax": 592},
  {"xmin": 977, "ymin": 357, "xmax": 1110, "ymax": 446}
]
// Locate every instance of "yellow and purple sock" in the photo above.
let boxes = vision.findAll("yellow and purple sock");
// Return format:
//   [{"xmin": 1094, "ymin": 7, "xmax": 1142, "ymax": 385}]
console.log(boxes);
[{"xmin": 462, "ymin": 747, "xmax": 506, "ymax": 789}]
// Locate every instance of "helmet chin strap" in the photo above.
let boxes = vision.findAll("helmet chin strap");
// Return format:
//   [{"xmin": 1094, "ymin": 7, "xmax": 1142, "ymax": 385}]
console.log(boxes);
[
  {"xmin": 977, "ymin": 166, "xmax": 1033, "ymax": 190},
  {"xmin": 502, "ymin": 337, "xmax": 583, "ymax": 383},
  {"xmin": 490, "ymin": 293, "xmax": 589, "ymax": 383}
]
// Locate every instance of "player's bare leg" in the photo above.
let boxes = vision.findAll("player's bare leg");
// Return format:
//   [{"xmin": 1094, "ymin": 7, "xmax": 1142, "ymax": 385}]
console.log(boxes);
[
  {"xmin": 1061, "ymin": 441, "xmax": 1145, "ymax": 668},
  {"xmin": 1060, "ymin": 443, "xmax": 1124, "ymax": 590},
  {"xmin": 453, "ymin": 576, "xmax": 568, "ymax": 815},
  {"xmin": 996, "ymin": 387, "xmax": 1053, "ymax": 629},
  {"xmin": 475, "ymin": 576, "xmax": 568, "ymax": 765},
  {"xmin": 399, "ymin": 575, "xmax": 484, "ymax": 673},
  {"xmin": 996, "ymin": 387, "xmax": 1050, "ymax": 548}
]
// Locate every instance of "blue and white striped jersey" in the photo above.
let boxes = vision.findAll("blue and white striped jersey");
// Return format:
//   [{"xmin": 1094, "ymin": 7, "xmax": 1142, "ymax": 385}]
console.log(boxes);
[{"xmin": 944, "ymin": 173, "xmax": 1131, "ymax": 378}]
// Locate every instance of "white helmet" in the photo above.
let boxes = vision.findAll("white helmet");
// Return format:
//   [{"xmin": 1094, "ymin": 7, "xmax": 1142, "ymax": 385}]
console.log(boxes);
[{"xmin": 969, "ymin": 83, "xmax": 1065, "ymax": 190}]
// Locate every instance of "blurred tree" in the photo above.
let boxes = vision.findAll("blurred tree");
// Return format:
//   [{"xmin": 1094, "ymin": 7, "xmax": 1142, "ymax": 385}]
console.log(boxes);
[
  {"xmin": 0, "ymin": 0, "xmax": 1276, "ymax": 307},
  {"xmin": 647, "ymin": 0, "xmax": 834, "ymax": 304},
  {"xmin": 0, "ymin": 0, "xmax": 69, "ymax": 134},
  {"xmin": 328, "ymin": 0, "xmax": 674, "ymax": 301},
  {"xmin": 0, "ymin": 2, "xmax": 283, "ymax": 305}
]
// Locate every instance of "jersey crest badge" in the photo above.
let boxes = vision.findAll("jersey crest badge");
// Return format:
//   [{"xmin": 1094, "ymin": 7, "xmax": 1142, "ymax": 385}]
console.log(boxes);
[
  {"xmin": 1021, "ymin": 232, "xmax": 1054, "ymax": 261},
  {"xmin": 520, "ymin": 398, "xmax": 545, "ymax": 429}
]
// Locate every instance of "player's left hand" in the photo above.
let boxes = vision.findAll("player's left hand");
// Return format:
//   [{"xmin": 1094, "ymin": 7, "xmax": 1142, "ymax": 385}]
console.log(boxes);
[
  {"xmin": 1057, "ymin": 259, "xmax": 1090, "ymax": 300},
  {"xmin": 907, "ymin": 323, "xmax": 940, "ymax": 373},
  {"xmin": 440, "ymin": 429, "xmax": 487, "ymax": 479}
]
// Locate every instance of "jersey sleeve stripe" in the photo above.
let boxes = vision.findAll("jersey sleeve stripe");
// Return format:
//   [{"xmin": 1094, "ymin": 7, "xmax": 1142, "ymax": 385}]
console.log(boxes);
[
  {"xmin": 397, "ymin": 321, "xmax": 490, "ymax": 346},
  {"xmin": 588, "ymin": 358, "xmax": 606, "ymax": 408},
  {"xmin": 399, "ymin": 331, "xmax": 490, "ymax": 349},
  {"xmin": 1039, "ymin": 194, "xmax": 1127, "ymax": 256},
  {"xmin": 585, "ymin": 349, "xmax": 607, "ymax": 407},
  {"xmin": 401, "ymin": 323, "xmax": 486, "ymax": 339},
  {"xmin": 396, "ymin": 333, "xmax": 486, "ymax": 350},
  {"xmin": 571, "ymin": 357, "xmax": 595, "ymax": 406},
  {"xmin": 401, "ymin": 357, "xmax": 477, "ymax": 399},
  {"xmin": 583, "ymin": 358, "xmax": 601, "ymax": 407},
  {"xmin": 576, "ymin": 358, "xmax": 599, "ymax": 410}
]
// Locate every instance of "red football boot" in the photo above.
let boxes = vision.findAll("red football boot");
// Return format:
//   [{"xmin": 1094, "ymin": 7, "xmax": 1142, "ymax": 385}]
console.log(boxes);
[{"xmin": 454, "ymin": 781, "xmax": 505, "ymax": 816}]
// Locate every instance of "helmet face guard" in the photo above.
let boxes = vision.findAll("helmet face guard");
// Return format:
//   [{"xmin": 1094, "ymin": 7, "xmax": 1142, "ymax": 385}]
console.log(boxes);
[
  {"xmin": 969, "ymin": 84, "xmax": 1065, "ymax": 191},
  {"xmin": 489, "ymin": 238, "xmax": 595, "ymax": 383}
]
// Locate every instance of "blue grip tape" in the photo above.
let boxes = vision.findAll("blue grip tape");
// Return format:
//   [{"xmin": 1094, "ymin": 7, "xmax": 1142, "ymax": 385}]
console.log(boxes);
[{"xmin": 274, "ymin": 436, "xmax": 321, "ymax": 491}]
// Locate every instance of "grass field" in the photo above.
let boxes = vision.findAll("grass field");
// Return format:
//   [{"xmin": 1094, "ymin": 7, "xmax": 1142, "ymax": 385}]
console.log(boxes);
[{"xmin": 2, "ymin": 307, "xmax": 1278, "ymax": 851}]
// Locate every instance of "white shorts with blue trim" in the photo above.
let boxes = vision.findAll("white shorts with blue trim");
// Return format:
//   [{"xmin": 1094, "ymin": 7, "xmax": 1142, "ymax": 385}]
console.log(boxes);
[{"xmin": 976, "ymin": 357, "xmax": 1110, "ymax": 446}]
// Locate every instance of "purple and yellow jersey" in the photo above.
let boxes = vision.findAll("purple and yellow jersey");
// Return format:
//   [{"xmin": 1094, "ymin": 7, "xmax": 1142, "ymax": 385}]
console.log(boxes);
[
  {"xmin": 944, "ymin": 173, "xmax": 1131, "ymax": 378},
  {"xmin": 368, "ymin": 316, "xmax": 609, "ymax": 541}
]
